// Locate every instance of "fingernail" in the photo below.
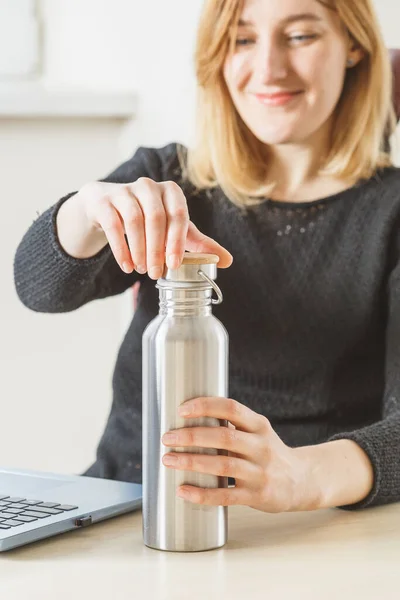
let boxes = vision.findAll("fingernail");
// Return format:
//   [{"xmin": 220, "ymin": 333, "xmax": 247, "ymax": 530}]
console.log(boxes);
[
  {"xmin": 167, "ymin": 254, "xmax": 181, "ymax": 270},
  {"xmin": 177, "ymin": 487, "xmax": 190, "ymax": 499},
  {"xmin": 123, "ymin": 262, "xmax": 133, "ymax": 273},
  {"xmin": 178, "ymin": 404, "xmax": 192, "ymax": 416},
  {"xmin": 163, "ymin": 454, "xmax": 178, "ymax": 466},
  {"xmin": 162, "ymin": 433, "xmax": 177, "ymax": 444},
  {"xmin": 149, "ymin": 267, "xmax": 162, "ymax": 279},
  {"xmin": 136, "ymin": 265, "xmax": 146, "ymax": 274}
]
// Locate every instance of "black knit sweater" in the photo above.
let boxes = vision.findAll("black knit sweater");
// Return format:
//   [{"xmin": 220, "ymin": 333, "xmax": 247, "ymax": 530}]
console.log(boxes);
[{"xmin": 13, "ymin": 143, "xmax": 400, "ymax": 510}]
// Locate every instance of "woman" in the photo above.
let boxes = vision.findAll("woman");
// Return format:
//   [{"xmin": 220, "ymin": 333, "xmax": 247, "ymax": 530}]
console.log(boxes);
[{"xmin": 14, "ymin": 0, "xmax": 400, "ymax": 513}]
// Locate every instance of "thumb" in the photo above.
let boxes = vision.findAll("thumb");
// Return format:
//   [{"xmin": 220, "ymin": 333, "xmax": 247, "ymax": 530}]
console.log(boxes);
[{"xmin": 185, "ymin": 221, "xmax": 233, "ymax": 269}]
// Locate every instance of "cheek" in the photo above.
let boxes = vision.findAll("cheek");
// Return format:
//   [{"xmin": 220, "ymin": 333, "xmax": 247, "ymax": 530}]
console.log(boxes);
[
  {"xmin": 223, "ymin": 54, "xmax": 249, "ymax": 95},
  {"xmin": 300, "ymin": 47, "xmax": 347, "ymax": 105}
]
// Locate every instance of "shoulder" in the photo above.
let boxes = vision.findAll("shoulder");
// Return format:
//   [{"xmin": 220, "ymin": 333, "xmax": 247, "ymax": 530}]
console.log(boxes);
[
  {"xmin": 138, "ymin": 143, "xmax": 206, "ymax": 203},
  {"xmin": 352, "ymin": 166, "xmax": 400, "ymax": 219},
  {"xmin": 133, "ymin": 142, "xmax": 186, "ymax": 182},
  {"xmin": 358, "ymin": 166, "xmax": 400, "ymax": 263},
  {"xmin": 100, "ymin": 142, "xmax": 187, "ymax": 186},
  {"xmin": 157, "ymin": 142, "xmax": 188, "ymax": 183},
  {"xmin": 369, "ymin": 166, "xmax": 400, "ymax": 202}
]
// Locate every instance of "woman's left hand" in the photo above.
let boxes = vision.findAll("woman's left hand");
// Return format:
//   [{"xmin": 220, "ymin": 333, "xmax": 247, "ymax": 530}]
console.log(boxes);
[{"xmin": 162, "ymin": 397, "xmax": 318, "ymax": 513}]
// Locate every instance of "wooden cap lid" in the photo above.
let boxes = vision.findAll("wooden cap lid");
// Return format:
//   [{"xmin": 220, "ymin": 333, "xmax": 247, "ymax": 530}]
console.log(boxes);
[{"xmin": 181, "ymin": 252, "xmax": 220, "ymax": 265}]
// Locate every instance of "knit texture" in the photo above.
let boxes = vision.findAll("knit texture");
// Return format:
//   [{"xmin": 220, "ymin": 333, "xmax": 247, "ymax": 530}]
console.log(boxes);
[{"xmin": 14, "ymin": 143, "xmax": 400, "ymax": 510}]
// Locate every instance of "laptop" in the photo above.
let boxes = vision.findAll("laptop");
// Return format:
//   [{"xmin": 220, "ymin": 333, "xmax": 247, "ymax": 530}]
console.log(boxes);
[{"xmin": 0, "ymin": 466, "xmax": 142, "ymax": 552}]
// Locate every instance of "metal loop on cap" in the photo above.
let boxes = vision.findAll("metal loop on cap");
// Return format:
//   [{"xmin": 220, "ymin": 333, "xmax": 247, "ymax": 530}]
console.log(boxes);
[{"xmin": 197, "ymin": 269, "xmax": 223, "ymax": 305}]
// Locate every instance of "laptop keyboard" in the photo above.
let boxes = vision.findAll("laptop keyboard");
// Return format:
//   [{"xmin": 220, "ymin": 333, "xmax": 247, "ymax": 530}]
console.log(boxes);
[{"xmin": 0, "ymin": 494, "xmax": 78, "ymax": 530}]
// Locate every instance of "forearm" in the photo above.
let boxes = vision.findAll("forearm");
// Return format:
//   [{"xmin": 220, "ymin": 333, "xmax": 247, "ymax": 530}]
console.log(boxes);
[
  {"xmin": 293, "ymin": 439, "xmax": 374, "ymax": 511},
  {"xmin": 56, "ymin": 189, "xmax": 108, "ymax": 259},
  {"xmin": 14, "ymin": 195, "xmax": 125, "ymax": 313}
]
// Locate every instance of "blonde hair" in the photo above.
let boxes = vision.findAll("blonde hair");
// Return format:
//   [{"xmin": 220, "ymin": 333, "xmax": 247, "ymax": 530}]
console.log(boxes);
[{"xmin": 179, "ymin": 0, "xmax": 397, "ymax": 207}]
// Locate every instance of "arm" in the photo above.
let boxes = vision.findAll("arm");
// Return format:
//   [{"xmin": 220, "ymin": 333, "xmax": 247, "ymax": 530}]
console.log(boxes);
[
  {"xmin": 294, "ymin": 439, "xmax": 375, "ymax": 510},
  {"xmin": 13, "ymin": 145, "xmax": 171, "ymax": 313},
  {"xmin": 55, "ymin": 188, "xmax": 110, "ymax": 260},
  {"xmin": 14, "ymin": 192, "xmax": 139, "ymax": 313},
  {"xmin": 296, "ymin": 222, "xmax": 400, "ymax": 511}
]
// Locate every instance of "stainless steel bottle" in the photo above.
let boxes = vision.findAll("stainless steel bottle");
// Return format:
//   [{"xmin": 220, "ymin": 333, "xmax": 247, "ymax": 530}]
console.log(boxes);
[{"xmin": 142, "ymin": 252, "xmax": 229, "ymax": 552}]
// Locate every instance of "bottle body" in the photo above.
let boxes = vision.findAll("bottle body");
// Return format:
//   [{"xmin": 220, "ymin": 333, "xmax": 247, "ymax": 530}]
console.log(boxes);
[{"xmin": 142, "ymin": 283, "xmax": 229, "ymax": 552}]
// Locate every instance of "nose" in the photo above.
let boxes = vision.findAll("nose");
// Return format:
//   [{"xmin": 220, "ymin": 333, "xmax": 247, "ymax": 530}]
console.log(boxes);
[{"xmin": 253, "ymin": 40, "xmax": 288, "ymax": 85}]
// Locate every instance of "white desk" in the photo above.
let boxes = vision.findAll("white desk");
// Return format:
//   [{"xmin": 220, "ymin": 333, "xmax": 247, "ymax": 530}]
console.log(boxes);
[{"xmin": 0, "ymin": 503, "xmax": 399, "ymax": 600}]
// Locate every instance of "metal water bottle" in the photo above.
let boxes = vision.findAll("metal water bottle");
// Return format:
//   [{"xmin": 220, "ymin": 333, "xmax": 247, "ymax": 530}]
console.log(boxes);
[{"xmin": 142, "ymin": 252, "xmax": 229, "ymax": 552}]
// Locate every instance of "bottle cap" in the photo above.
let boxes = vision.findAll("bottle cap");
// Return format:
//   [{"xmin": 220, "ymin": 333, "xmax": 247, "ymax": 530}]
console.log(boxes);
[
  {"xmin": 181, "ymin": 253, "xmax": 220, "ymax": 266},
  {"xmin": 160, "ymin": 252, "xmax": 220, "ymax": 282},
  {"xmin": 158, "ymin": 253, "xmax": 223, "ymax": 304}
]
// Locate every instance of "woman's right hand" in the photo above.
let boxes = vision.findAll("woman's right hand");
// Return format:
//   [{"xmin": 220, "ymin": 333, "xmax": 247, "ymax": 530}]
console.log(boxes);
[{"xmin": 61, "ymin": 178, "xmax": 233, "ymax": 279}]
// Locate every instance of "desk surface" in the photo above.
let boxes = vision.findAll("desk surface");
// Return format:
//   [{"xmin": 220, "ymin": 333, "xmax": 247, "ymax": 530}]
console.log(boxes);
[{"xmin": 0, "ymin": 503, "xmax": 399, "ymax": 600}]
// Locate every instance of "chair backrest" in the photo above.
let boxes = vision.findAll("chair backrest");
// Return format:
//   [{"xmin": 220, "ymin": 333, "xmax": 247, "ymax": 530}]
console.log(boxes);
[{"xmin": 390, "ymin": 49, "xmax": 400, "ymax": 121}]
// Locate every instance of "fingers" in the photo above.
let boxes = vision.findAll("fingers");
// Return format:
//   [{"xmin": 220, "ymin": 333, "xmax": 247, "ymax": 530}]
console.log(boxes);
[
  {"xmin": 162, "ymin": 451, "xmax": 260, "ymax": 482},
  {"xmin": 112, "ymin": 189, "xmax": 146, "ymax": 274},
  {"xmin": 162, "ymin": 426, "xmax": 259, "ymax": 458},
  {"xmin": 85, "ymin": 178, "xmax": 233, "ymax": 277},
  {"xmin": 115, "ymin": 178, "xmax": 188, "ymax": 278},
  {"xmin": 132, "ymin": 178, "xmax": 167, "ymax": 279},
  {"xmin": 95, "ymin": 196, "xmax": 133, "ymax": 273},
  {"xmin": 127, "ymin": 179, "xmax": 232, "ymax": 277},
  {"xmin": 186, "ymin": 221, "xmax": 233, "ymax": 269},
  {"xmin": 161, "ymin": 181, "xmax": 190, "ymax": 270},
  {"xmin": 176, "ymin": 484, "xmax": 251, "ymax": 506},
  {"xmin": 178, "ymin": 397, "xmax": 270, "ymax": 434}
]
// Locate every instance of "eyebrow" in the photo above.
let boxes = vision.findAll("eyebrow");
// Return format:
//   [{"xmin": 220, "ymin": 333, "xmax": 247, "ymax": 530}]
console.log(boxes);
[{"xmin": 238, "ymin": 13, "xmax": 323, "ymax": 26}]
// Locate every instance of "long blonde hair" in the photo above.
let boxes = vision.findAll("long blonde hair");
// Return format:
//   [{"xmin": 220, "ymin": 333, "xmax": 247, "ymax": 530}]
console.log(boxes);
[{"xmin": 179, "ymin": 0, "xmax": 397, "ymax": 207}]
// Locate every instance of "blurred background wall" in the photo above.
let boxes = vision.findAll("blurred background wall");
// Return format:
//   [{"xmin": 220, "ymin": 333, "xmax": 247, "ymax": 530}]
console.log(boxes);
[
  {"xmin": 0, "ymin": 0, "xmax": 202, "ymax": 475},
  {"xmin": 0, "ymin": 0, "xmax": 399, "ymax": 476}
]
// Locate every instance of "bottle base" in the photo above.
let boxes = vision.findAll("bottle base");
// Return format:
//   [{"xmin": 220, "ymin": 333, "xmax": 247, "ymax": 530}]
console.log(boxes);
[{"xmin": 144, "ymin": 541, "xmax": 226, "ymax": 553}]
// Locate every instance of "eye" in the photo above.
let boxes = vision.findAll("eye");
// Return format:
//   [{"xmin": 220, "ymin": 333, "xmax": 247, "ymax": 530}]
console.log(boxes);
[
  {"xmin": 235, "ymin": 38, "xmax": 255, "ymax": 47},
  {"xmin": 288, "ymin": 34, "xmax": 318, "ymax": 43}
]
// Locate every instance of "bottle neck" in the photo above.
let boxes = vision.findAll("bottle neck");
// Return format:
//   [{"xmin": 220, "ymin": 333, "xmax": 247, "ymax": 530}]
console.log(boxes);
[{"xmin": 158, "ymin": 287, "xmax": 213, "ymax": 317}]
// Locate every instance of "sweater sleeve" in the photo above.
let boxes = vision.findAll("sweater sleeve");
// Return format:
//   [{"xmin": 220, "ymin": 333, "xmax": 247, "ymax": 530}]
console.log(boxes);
[
  {"xmin": 13, "ymin": 145, "xmax": 171, "ymax": 313},
  {"xmin": 328, "ymin": 233, "xmax": 400, "ymax": 510}
]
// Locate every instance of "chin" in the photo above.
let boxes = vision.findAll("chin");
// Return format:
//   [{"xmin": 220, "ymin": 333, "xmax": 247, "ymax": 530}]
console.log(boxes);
[
  {"xmin": 243, "ymin": 118, "xmax": 303, "ymax": 145},
  {"xmin": 250, "ymin": 129, "xmax": 301, "ymax": 145}
]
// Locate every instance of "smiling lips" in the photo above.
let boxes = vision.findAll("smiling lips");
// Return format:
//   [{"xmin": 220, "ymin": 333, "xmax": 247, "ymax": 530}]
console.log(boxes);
[{"xmin": 254, "ymin": 90, "xmax": 303, "ymax": 106}]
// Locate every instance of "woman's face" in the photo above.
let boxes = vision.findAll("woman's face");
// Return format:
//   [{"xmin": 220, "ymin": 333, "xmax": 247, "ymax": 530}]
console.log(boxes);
[{"xmin": 223, "ymin": 0, "xmax": 358, "ymax": 146}]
